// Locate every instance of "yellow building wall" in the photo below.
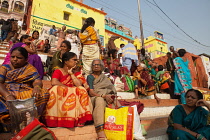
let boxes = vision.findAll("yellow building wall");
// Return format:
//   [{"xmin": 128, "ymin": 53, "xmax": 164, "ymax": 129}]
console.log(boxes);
[
  {"xmin": 30, "ymin": 0, "xmax": 105, "ymax": 39},
  {"xmin": 144, "ymin": 36, "xmax": 168, "ymax": 58}
]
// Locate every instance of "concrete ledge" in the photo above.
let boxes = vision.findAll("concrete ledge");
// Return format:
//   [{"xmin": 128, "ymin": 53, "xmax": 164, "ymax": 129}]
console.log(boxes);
[
  {"xmin": 121, "ymin": 99, "xmax": 179, "ymax": 107},
  {"xmin": 141, "ymin": 115, "xmax": 168, "ymax": 131},
  {"xmin": 140, "ymin": 106, "xmax": 174, "ymax": 117},
  {"xmin": 146, "ymin": 128, "xmax": 168, "ymax": 140},
  {"xmin": 49, "ymin": 125, "xmax": 97, "ymax": 140}
]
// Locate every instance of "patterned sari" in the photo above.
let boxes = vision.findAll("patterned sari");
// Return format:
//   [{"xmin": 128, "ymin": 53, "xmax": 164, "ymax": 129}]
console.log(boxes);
[
  {"xmin": 133, "ymin": 70, "xmax": 156, "ymax": 96},
  {"xmin": 174, "ymin": 57, "xmax": 192, "ymax": 104},
  {"xmin": 44, "ymin": 69, "xmax": 92, "ymax": 128},
  {"xmin": 2, "ymin": 42, "xmax": 44, "ymax": 79},
  {"xmin": 167, "ymin": 105, "xmax": 210, "ymax": 140},
  {"xmin": 0, "ymin": 63, "xmax": 49, "ymax": 117}
]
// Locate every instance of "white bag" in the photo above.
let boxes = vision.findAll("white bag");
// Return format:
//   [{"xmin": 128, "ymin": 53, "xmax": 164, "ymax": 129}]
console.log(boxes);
[{"xmin": 132, "ymin": 105, "xmax": 145, "ymax": 140}]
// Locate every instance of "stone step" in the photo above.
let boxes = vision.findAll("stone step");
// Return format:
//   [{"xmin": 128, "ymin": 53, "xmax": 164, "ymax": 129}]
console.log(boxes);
[
  {"xmin": 141, "ymin": 115, "xmax": 168, "ymax": 131},
  {"xmin": 124, "ymin": 99, "xmax": 179, "ymax": 107},
  {"xmin": 146, "ymin": 127, "xmax": 168, "ymax": 140},
  {"xmin": 140, "ymin": 106, "xmax": 174, "ymax": 118},
  {"xmin": 117, "ymin": 92, "xmax": 171, "ymax": 99},
  {"xmin": 49, "ymin": 125, "xmax": 97, "ymax": 140}
]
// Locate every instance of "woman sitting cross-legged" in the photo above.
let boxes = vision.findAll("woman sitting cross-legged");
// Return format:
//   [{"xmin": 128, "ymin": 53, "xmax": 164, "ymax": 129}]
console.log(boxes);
[
  {"xmin": 167, "ymin": 89, "xmax": 210, "ymax": 140},
  {"xmin": 44, "ymin": 52, "xmax": 93, "ymax": 128},
  {"xmin": 87, "ymin": 59, "xmax": 119, "ymax": 140},
  {"xmin": 0, "ymin": 47, "xmax": 49, "ymax": 118}
]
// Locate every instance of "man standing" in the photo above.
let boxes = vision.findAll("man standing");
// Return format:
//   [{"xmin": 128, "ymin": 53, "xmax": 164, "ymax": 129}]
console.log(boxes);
[
  {"xmin": 169, "ymin": 46, "xmax": 179, "ymax": 59},
  {"xmin": 57, "ymin": 25, "xmax": 66, "ymax": 48},
  {"xmin": 122, "ymin": 40, "xmax": 139, "ymax": 71},
  {"xmin": 166, "ymin": 52, "xmax": 175, "ymax": 80},
  {"xmin": 49, "ymin": 25, "xmax": 57, "ymax": 48},
  {"xmin": 17, "ymin": 18, "xmax": 23, "ymax": 34}
]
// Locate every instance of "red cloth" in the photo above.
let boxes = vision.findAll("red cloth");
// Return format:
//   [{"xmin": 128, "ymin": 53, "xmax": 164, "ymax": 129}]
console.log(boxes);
[{"xmin": 118, "ymin": 100, "xmax": 144, "ymax": 114}]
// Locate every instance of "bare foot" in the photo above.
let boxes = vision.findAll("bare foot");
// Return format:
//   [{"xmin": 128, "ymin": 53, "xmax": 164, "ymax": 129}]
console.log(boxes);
[
  {"xmin": 154, "ymin": 94, "xmax": 161, "ymax": 104},
  {"xmin": 133, "ymin": 95, "xmax": 139, "ymax": 99}
]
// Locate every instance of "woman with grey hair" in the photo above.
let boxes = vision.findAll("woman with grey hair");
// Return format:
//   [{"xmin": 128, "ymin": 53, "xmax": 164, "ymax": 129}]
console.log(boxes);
[{"xmin": 87, "ymin": 59, "xmax": 117, "ymax": 140}]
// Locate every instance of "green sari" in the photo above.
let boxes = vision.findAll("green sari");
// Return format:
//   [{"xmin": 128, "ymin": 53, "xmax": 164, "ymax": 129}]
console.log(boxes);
[{"xmin": 167, "ymin": 105, "xmax": 210, "ymax": 140}]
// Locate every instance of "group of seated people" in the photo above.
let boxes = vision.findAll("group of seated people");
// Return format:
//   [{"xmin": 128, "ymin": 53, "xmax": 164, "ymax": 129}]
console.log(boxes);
[{"xmin": 0, "ymin": 37, "xmax": 209, "ymax": 140}]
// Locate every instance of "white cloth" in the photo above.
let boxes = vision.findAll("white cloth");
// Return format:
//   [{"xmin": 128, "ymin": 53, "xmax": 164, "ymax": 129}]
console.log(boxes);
[
  {"xmin": 18, "ymin": 20, "xmax": 23, "ymax": 26},
  {"xmin": 132, "ymin": 105, "xmax": 145, "ymax": 140},
  {"xmin": 66, "ymin": 34, "xmax": 80, "ymax": 58}
]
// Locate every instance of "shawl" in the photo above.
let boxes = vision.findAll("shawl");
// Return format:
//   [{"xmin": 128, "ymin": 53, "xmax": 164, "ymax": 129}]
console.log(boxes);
[{"xmin": 93, "ymin": 73, "xmax": 116, "ymax": 95}]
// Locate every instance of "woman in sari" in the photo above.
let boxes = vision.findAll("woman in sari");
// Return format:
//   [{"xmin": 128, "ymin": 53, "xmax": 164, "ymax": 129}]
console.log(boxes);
[
  {"xmin": 133, "ymin": 63, "xmax": 160, "ymax": 102},
  {"xmin": 79, "ymin": 17, "xmax": 101, "ymax": 75},
  {"xmin": 28, "ymin": 30, "xmax": 45, "ymax": 79},
  {"xmin": 3, "ymin": 35, "xmax": 36, "ymax": 64},
  {"xmin": 167, "ymin": 89, "xmax": 210, "ymax": 140},
  {"xmin": 31, "ymin": 30, "xmax": 44, "ymax": 52},
  {"xmin": 3, "ymin": 34, "xmax": 44, "ymax": 79},
  {"xmin": 44, "ymin": 52, "xmax": 92, "ymax": 128},
  {"xmin": 0, "ymin": 47, "xmax": 49, "ymax": 117},
  {"xmin": 48, "ymin": 40, "xmax": 71, "ymax": 76},
  {"xmin": 87, "ymin": 59, "xmax": 119, "ymax": 140},
  {"xmin": 107, "ymin": 49, "xmax": 129, "ymax": 76},
  {"xmin": 174, "ymin": 49, "xmax": 192, "ymax": 104}
]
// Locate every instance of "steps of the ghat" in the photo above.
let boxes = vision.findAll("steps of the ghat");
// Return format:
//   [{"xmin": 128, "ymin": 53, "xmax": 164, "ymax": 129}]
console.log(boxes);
[{"xmin": 0, "ymin": 43, "xmax": 178, "ymax": 140}]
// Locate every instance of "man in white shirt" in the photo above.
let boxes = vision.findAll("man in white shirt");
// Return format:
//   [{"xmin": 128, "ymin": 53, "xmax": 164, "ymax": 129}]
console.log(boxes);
[{"xmin": 17, "ymin": 18, "xmax": 23, "ymax": 34}]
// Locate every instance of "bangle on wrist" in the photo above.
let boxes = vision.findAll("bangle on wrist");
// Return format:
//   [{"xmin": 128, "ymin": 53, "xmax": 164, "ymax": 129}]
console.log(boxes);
[
  {"xmin": 34, "ymin": 85, "xmax": 41, "ymax": 88},
  {"xmin": 5, "ymin": 94, "xmax": 13, "ymax": 99},
  {"xmin": 197, "ymin": 134, "xmax": 205, "ymax": 140}
]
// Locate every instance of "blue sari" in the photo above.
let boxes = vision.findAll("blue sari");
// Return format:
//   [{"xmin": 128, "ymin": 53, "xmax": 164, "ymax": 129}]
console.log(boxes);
[
  {"xmin": 167, "ymin": 105, "xmax": 210, "ymax": 140},
  {"xmin": 174, "ymin": 57, "xmax": 192, "ymax": 104}
]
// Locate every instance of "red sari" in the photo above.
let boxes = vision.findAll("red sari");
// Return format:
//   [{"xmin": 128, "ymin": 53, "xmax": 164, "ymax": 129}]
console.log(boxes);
[{"xmin": 44, "ymin": 69, "xmax": 92, "ymax": 128}]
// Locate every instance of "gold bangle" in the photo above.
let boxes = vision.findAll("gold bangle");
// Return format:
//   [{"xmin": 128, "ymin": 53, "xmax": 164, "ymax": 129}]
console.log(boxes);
[
  {"xmin": 5, "ymin": 94, "xmax": 13, "ymax": 98},
  {"xmin": 34, "ymin": 85, "xmax": 41, "ymax": 89},
  {"xmin": 72, "ymin": 78, "xmax": 76, "ymax": 80}
]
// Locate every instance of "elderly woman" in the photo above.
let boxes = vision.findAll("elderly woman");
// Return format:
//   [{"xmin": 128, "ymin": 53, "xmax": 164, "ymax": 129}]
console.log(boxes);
[
  {"xmin": 133, "ymin": 63, "xmax": 160, "ymax": 102},
  {"xmin": 167, "ymin": 89, "xmax": 210, "ymax": 140},
  {"xmin": 0, "ymin": 47, "xmax": 49, "ymax": 117},
  {"xmin": 87, "ymin": 59, "xmax": 118, "ymax": 140},
  {"xmin": 48, "ymin": 40, "xmax": 71, "ymax": 76},
  {"xmin": 44, "ymin": 52, "xmax": 92, "ymax": 128}
]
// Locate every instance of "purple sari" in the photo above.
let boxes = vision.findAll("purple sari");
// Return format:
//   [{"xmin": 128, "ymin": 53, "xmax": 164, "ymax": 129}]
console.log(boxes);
[{"xmin": 2, "ymin": 42, "xmax": 44, "ymax": 79}]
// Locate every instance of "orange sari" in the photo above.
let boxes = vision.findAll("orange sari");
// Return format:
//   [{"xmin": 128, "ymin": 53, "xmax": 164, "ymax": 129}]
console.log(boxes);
[{"xmin": 44, "ymin": 69, "xmax": 92, "ymax": 128}]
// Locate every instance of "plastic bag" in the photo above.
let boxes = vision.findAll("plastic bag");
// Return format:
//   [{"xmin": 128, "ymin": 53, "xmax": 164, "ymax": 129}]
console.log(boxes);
[
  {"xmin": 132, "ymin": 105, "xmax": 145, "ymax": 140},
  {"xmin": 104, "ymin": 106, "xmax": 134, "ymax": 140},
  {"xmin": 7, "ymin": 98, "xmax": 37, "ymax": 134}
]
